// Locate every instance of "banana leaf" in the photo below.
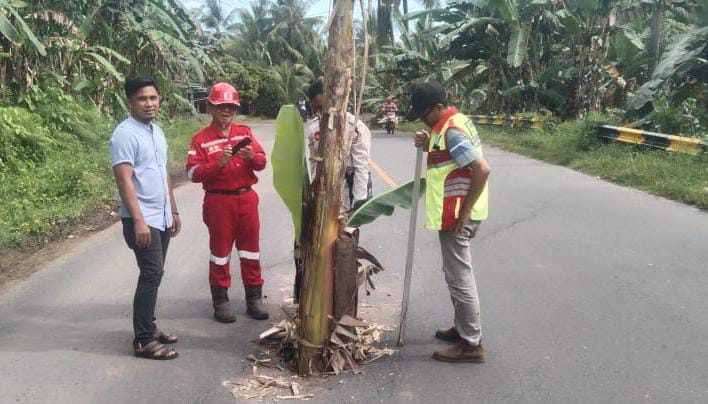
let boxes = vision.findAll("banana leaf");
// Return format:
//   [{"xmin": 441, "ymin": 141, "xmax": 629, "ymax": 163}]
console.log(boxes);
[
  {"xmin": 489, "ymin": 0, "xmax": 518, "ymax": 23},
  {"xmin": 347, "ymin": 179, "xmax": 426, "ymax": 227},
  {"xmin": 0, "ymin": 13, "xmax": 22, "ymax": 44},
  {"xmin": 627, "ymin": 26, "xmax": 708, "ymax": 110},
  {"xmin": 507, "ymin": 23, "xmax": 529, "ymax": 68},
  {"xmin": 272, "ymin": 105, "xmax": 308, "ymax": 237},
  {"xmin": 9, "ymin": 7, "xmax": 46, "ymax": 56},
  {"xmin": 87, "ymin": 52, "xmax": 123, "ymax": 81}
]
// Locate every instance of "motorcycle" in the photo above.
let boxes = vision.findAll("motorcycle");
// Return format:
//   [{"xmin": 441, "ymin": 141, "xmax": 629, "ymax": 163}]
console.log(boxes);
[
  {"xmin": 377, "ymin": 110, "xmax": 398, "ymax": 134},
  {"xmin": 298, "ymin": 103, "xmax": 308, "ymax": 120}
]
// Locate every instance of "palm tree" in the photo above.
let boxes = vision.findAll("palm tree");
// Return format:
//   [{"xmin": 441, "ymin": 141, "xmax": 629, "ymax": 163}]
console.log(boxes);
[
  {"xmin": 199, "ymin": 0, "xmax": 238, "ymax": 35},
  {"xmin": 376, "ymin": 0, "xmax": 394, "ymax": 46},
  {"xmin": 229, "ymin": 0, "xmax": 274, "ymax": 64},
  {"xmin": 273, "ymin": 61, "xmax": 314, "ymax": 102},
  {"xmin": 267, "ymin": 0, "xmax": 323, "ymax": 65}
]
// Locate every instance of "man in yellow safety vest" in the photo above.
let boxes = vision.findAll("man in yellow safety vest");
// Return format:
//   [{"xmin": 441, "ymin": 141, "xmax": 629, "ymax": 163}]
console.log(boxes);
[{"xmin": 407, "ymin": 81, "xmax": 491, "ymax": 363}]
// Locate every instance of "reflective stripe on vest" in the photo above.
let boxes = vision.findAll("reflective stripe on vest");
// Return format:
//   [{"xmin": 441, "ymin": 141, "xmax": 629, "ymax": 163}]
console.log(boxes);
[{"xmin": 425, "ymin": 111, "xmax": 489, "ymax": 231}]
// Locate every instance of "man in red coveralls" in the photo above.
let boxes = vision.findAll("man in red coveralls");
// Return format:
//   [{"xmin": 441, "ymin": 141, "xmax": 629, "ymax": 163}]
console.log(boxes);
[{"xmin": 186, "ymin": 82, "xmax": 269, "ymax": 322}]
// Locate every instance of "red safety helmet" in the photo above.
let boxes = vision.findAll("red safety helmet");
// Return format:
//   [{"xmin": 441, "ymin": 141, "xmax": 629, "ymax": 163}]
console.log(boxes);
[{"xmin": 208, "ymin": 82, "xmax": 240, "ymax": 106}]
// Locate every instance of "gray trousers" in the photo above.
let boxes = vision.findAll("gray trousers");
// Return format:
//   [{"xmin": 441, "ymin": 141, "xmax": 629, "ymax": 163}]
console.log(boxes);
[
  {"xmin": 122, "ymin": 219, "xmax": 171, "ymax": 344},
  {"xmin": 438, "ymin": 221, "xmax": 482, "ymax": 346}
]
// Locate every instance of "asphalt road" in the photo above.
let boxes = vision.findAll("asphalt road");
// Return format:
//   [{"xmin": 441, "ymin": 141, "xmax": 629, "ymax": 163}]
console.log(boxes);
[{"xmin": 1, "ymin": 123, "xmax": 707, "ymax": 404}]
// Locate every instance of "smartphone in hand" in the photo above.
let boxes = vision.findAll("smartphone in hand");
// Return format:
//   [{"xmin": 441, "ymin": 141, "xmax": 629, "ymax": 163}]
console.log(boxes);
[{"xmin": 231, "ymin": 137, "xmax": 252, "ymax": 153}]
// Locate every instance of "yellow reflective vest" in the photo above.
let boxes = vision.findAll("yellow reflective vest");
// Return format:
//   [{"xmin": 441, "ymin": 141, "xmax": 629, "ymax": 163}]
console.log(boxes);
[{"xmin": 425, "ymin": 107, "xmax": 489, "ymax": 231}]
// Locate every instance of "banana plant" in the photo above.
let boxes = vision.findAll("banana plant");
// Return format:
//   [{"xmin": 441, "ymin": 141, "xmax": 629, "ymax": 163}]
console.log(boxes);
[
  {"xmin": 627, "ymin": 25, "xmax": 708, "ymax": 112},
  {"xmin": 22, "ymin": 9, "xmax": 130, "ymax": 105},
  {"xmin": 348, "ymin": 179, "xmax": 426, "ymax": 227},
  {"xmin": 272, "ymin": 104, "xmax": 426, "ymax": 235},
  {"xmin": 0, "ymin": 0, "xmax": 46, "ymax": 56},
  {"xmin": 3, "ymin": 0, "xmax": 214, "ymax": 111}
]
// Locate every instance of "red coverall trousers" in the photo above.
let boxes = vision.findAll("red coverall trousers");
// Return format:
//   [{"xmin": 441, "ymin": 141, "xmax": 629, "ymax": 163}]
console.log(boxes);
[{"xmin": 203, "ymin": 190, "xmax": 263, "ymax": 288}]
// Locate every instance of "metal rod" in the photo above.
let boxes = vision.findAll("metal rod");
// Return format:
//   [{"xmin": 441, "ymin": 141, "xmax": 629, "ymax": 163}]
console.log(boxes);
[{"xmin": 397, "ymin": 147, "xmax": 424, "ymax": 346}]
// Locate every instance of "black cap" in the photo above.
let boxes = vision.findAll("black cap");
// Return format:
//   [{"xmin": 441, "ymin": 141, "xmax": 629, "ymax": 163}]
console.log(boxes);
[
  {"xmin": 308, "ymin": 77, "xmax": 324, "ymax": 100},
  {"xmin": 125, "ymin": 76, "xmax": 159, "ymax": 99},
  {"xmin": 406, "ymin": 81, "xmax": 447, "ymax": 121}
]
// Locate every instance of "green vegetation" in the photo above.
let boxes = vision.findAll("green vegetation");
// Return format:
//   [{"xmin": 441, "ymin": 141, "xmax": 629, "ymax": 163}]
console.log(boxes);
[
  {"xmin": 368, "ymin": 0, "xmax": 708, "ymax": 137},
  {"xmin": 0, "ymin": 88, "xmax": 207, "ymax": 247},
  {"xmin": 0, "ymin": 0, "xmax": 321, "ymax": 248},
  {"xmin": 1, "ymin": 0, "xmax": 707, "ymax": 247},
  {"xmin": 396, "ymin": 116, "xmax": 706, "ymax": 209},
  {"xmin": 479, "ymin": 118, "xmax": 708, "ymax": 210}
]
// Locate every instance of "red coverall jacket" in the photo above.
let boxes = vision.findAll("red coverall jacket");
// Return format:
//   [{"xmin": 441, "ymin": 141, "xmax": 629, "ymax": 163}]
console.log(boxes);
[
  {"xmin": 186, "ymin": 123, "xmax": 266, "ymax": 288},
  {"xmin": 186, "ymin": 123, "xmax": 266, "ymax": 189}
]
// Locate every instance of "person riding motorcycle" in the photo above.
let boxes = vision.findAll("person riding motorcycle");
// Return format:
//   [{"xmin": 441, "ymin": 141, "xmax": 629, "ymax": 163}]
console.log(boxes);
[
  {"xmin": 379, "ymin": 97, "xmax": 398, "ymax": 134},
  {"xmin": 298, "ymin": 98, "xmax": 308, "ymax": 120},
  {"xmin": 382, "ymin": 97, "xmax": 398, "ymax": 114}
]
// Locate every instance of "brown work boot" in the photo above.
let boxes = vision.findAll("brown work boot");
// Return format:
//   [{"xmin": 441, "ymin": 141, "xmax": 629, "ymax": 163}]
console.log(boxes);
[
  {"xmin": 435, "ymin": 326, "xmax": 462, "ymax": 343},
  {"xmin": 432, "ymin": 340, "xmax": 485, "ymax": 363},
  {"xmin": 244, "ymin": 284, "xmax": 269, "ymax": 320},
  {"xmin": 210, "ymin": 286, "xmax": 236, "ymax": 323}
]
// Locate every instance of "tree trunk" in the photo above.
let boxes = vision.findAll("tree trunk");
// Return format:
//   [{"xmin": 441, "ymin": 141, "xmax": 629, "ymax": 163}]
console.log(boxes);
[
  {"xmin": 0, "ymin": 41, "xmax": 7, "ymax": 95},
  {"xmin": 376, "ymin": 0, "xmax": 393, "ymax": 47},
  {"xmin": 333, "ymin": 227, "xmax": 359, "ymax": 322},
  {"xmin": 402, "ymin": 0, "xmax": 409, "ymax": 30},
  {"xmin": 648, "ymin": 1, "xmax": 663, "ymax": 76},
  {"xmin": 297, "ymin": 0, "xmax": 355, "ymax": 376}
]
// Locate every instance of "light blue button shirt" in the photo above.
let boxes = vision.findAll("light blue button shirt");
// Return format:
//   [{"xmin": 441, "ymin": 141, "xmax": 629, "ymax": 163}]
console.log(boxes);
[
  {"xmin": 110, "ymin": 116, "xmax": 173, "ymax": 231},
  {"xmin": 446, "ymin": 128, "xmax": 480, "ymax": 168}
]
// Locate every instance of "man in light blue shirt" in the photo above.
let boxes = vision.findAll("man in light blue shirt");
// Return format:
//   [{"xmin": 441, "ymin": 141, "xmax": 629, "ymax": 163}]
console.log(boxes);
[
  {"xmin": 110, "ymin": 76, "xmax": 181, "ymax": 360},
  {"xmin": 111, "ymin": 115, "xmax": 173, "ymax": 229}
]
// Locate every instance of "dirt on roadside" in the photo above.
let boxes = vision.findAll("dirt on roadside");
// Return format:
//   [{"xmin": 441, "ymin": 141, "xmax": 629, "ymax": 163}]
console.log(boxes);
[
  {"xmin": 0, "ymin": 204, "xmax": 119, "ymax": 292},
  {"xmin": 0, "ymin": 173, "xmax": 189, "ymax": 292}
]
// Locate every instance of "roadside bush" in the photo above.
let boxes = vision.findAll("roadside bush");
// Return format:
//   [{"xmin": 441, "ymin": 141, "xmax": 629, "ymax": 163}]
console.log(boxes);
[
  {"xmin": 575, "ymin": 112, "xmax": 623, "ymax": 151},
  {"xmin": 212, "ymin": 62, "xmax": 281, "ymax": 116},
  {"xmin": 647, "ymin": 98, "xmax": 705, "ymax": 137},
  {"xmin": 19, "ymin": 87, "xmax": 112, "ymax": 146},
  {"xmin": 162, "ymin": 116, "xmax": 210, "ymax": 173},
  {"xmin": 254, "ymin": 76, "xmax": 287, "ymax": 118},
  {"xmin": 214, "ymin": 62, "xmax": 260, "ymax": 115},
  {"xmin": 0, "ymin": 148, "xmax": 114, "ymax": 244},
  {"xmin": 0, "ymin": 108, "xmax": 208, "ymax": 248},
  {"xmin": 153, "ymin": 75, "xmax": 197, "ymax": 117},
  {"xmin": 0, "ymin": 107, "xmax": 53, "ymax": 170}
]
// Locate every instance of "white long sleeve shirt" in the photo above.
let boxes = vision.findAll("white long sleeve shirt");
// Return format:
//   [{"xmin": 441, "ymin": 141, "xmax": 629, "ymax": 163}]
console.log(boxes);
[{"xmin": 306, "ymin": 112, "xmax": 372, "ymax": 212}]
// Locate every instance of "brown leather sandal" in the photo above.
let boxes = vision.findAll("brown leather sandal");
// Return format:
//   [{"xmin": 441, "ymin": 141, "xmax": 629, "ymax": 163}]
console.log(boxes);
[
  {"xmin": 134, "ymin": 340, "xmax": 179, "ymax": 360},
  {"xmin": 154, "ymin": 330, "xmax": 178, "ymax": 344}
]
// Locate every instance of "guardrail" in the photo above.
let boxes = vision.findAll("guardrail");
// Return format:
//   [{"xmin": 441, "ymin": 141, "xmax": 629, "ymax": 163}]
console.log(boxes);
[
  {"xmin": 599, "ymin": 125, "xmax": 708, "ymax": 156},
  {"xmin": 470, "ymin": 115, "xmax": 543, "ymax": 129}
]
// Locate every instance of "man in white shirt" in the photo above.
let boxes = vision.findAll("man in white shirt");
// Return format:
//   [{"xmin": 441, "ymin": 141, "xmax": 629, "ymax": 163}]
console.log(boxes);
[{"xmin": 305, "ymin": 78, "xmax": 372, "ymax": 212}]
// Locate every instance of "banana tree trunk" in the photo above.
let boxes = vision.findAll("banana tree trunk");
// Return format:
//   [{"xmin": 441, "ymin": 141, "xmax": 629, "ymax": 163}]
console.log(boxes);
[
  {"xmin": 297, "ymin": 0, "xmax": 355, "ymax": 376},
  {"xmin": 648, "ymin": 1, "xmax": 664, "ymax": 76}
]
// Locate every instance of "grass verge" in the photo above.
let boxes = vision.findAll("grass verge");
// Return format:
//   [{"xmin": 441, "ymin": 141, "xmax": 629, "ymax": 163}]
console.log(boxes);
[
  {"xmin": 478, "ymin": 117, "xmax": 707, "ymax": 210},
  {"xmin": 396, "ymin": 121, "xmax": 425, "ymax": 134},
  {"xmin": 396, "ymin": 115, "xmax": 707, "ymax": 210}
]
